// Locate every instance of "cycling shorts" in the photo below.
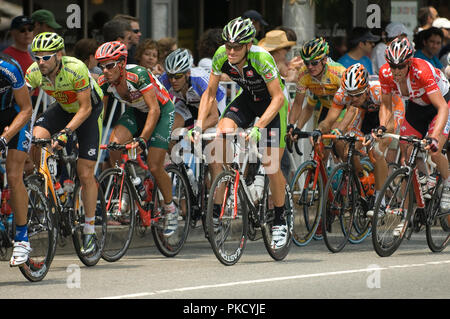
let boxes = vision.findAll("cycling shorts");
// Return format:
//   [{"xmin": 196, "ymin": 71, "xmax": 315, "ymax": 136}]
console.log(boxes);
[
  {"xmin": 221, "ymin": 92, "xmax": 288, "ymax": 148},
  {"xmin": 401, "ymin": 91, "xmax": 450, "ymax": 139},
  {"xmin": 34, "ymin": 100, "xmax": 103, "ymax": 161},
  {"xmin": 116, "ymin": 102, "xmax": 175, "ymax": 150},
  {"xmin": 0, "ymin": 105, "xmax": 31, "ymax": 153}
]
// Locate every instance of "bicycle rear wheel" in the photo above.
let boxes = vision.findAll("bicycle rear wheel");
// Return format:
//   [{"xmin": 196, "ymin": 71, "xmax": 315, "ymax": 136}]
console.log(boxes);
[
  {"xmin": 261, "ymin": 183, "xmax": 293, "ymax": 261},
  {"xmin": 371, "ymin": 167, "xmax": 414, "ymax": 257},
  {"xmin": 19, "ymin": 175, "xmax": 58, "ymax": 282},
  {"xmin": 71, "ymin": 178, "xmax": 107, "ymax": 266},
  {"xmin": 290, "ymin": 161, "xmax": 323, "ymax": 247},
  {"xmin": 151, "ymin": 164, "xmax": 191, "ymax": 257},
  {"xmin": 321, "ymin": 163, "xmax": 356, "ymax": 253},
  {"xmin": 98, "ymin": 168, "xmax": 136, "ymax": 262},
  {"xmin": 426, "ymin": 178, "xmax": 450, "ymax": 252},
  {"xmin": 206, "ymin": 169, "xmax": 248, "ymax": 266}
]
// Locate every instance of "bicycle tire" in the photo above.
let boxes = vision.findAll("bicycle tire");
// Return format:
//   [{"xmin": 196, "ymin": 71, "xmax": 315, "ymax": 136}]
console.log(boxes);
[
  {"xmin": 290, "ymin": 161, "xmax": 323, "ymax": 247},
  {"xmin": 19, "ymin": 175, "xmax": 58, "ymax": 282},
  {"xmin": 321, "ymin": 163, "xmax": 356, "ymax": 253},
  {"xmin": 151, "ymin": 163, "xmax": 192, "ymax": 257},
  {"xmin": 71, "ymin": 178, "xmax": 107, "ymax": 266},
  {"xmin": 206, "ymin": 169, "xmax": 248, "ymax": 266},
  {"xmin": 261, "ymin": 183, "xmax": 293, "ymax": 261},
  {"xmin": 426, "ymin": 177, "xmax": 450, "ymax": 252},
  {"xmin": 98, "ymin": 168, "xmax": 136, "ymax": 262},
  {"xmin": 371, "ymin": 167, "xmax": 414, "ymax": 257}
]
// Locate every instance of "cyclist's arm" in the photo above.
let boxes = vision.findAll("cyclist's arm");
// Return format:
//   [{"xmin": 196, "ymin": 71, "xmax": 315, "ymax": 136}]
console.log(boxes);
[
  {"xmin": 288, "ymin": 92, "xmax": 305, "ymax": 126},
  {"xmin": 197, "ymin": 73, "xmax": 220, "ymax": 131},
  {"xmin": 380, "ymin": 92, "xmax": 393, "ymax": 128},
  {"xmin": 254, "ymin": 79, "xmax": 285, "ymax": 129},
  {"xmin": 428, "ymin": 90, "xmax": 450, "ymax": 141},
  {"xmin": 296, "ymin": 101, "xmax": 315, "ymax": 130},
  {"xmin": 203, "ymin": 99, "xmax": 219, "ymax": 130},
  {"xmin": 140, "ymin": 87, "xmax": 161, "ymax": 141},
  {"xmin": 102, "ymin": 95, "xmax": 109, "ymax": 117},
  {"xmin": 64, "ymin": 88, "xmax": 93, "ymax": 132},
  {"xmin": 335, "ymin": 106, "xmax": 357, "ymax": 133},
  {"xmin": 317, "ymin": 106, "xmax": 343, "ymax": 133},
  {"xmin": 4, "ymin": 86, "xmax": 33, "ymax": 142}
]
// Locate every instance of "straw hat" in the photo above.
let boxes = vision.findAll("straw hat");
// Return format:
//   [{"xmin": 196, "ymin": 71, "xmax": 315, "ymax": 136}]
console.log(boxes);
[{"xmin": 258, "ymin": 30, "xmax": 296, "ymax": 52}]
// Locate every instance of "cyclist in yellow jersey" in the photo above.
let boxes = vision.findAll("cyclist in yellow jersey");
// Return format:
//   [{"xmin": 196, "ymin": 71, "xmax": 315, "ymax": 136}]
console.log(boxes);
[
  {"xmin": 288, "ymin": 38, "xmax": 346, "ymax": 133},
  {"xmin": 26, "ymin": 32, "xmax": 104, "ymax": 255}
]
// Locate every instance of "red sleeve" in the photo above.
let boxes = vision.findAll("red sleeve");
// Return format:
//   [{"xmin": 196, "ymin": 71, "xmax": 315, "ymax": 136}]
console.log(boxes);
[
  {"xmin": 410, "ymin": 59, "xmax": 440, "ymax": 95},
  {"xmin": 378, "ymin": 63, "xmax": 393, "ymax": 95}
]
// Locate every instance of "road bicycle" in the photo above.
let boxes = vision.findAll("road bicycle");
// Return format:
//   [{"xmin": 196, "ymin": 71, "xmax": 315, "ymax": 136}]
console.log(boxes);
[
  {"xmin": 371, "ymin": 133, "xmax": 450, "ymax": 257},
  {"xmin": 204, "ymin": 130, "xmax": 294, "ymax": 266},
  {"xmin": 98, "ymin": 140, "xmax": 191, "ymax": 259},
  {"xmin": 320, "ymin": 132, "xmax": 375, "ymax": 253},
  {"xmin": 20, "ymin": 134, "xmax": 107, "ymax": 282}
]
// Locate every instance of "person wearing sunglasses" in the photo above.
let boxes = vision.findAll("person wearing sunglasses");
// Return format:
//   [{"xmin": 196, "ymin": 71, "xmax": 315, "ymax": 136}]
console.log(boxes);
[
  {"xmin": 288, "ymin": 37, "xmax": 346, "ymax": 138},
  {"xmin": 192, "ymin": 17, "xmax": 291, "ymax": 249},
  {"xmin": 159, "ymin": 48, "xmax": 225, "ymax": 149},
  {"xmin": 95, "ymin": 41, "xmax": 179, "ymax": 237},
  {"xmin": 26, "ymin": 32, "xmax": 104, "ymax": 256},
  {"xmin": 3, "ymin": 16, "xmax": 35, "ymax": 75},
  {"xmin": 0, "ymin": 53, "xmax": 33, "ymax": 266},
  {"xmin": 378, "ymin": 36, "xmax": 450, "ymax": 215}
]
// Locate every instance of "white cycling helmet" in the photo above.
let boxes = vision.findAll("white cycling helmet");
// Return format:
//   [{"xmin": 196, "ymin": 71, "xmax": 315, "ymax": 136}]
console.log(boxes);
[{"xmin": 164, "ymin": 48, "xmax": 193, "ymax": 74}]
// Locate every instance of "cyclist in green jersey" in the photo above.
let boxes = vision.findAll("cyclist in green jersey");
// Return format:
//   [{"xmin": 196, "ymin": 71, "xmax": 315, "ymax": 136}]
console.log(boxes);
[
  {"xmin": 191, "ymin": 17, "xmax": 290, "ymax": 249},
  {"xmin": 27, "ymin": 32, "xmax": 104, "ymax": 255},
  {"xmin": 95, "ymin": 41, "xmax": 178, "ymax": 237}
]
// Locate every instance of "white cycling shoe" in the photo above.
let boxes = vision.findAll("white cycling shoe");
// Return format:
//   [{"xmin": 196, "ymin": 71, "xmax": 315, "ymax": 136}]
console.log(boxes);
[{"xmin": 10, "ymin": 241, "xmax": 32, "ymax": 267}]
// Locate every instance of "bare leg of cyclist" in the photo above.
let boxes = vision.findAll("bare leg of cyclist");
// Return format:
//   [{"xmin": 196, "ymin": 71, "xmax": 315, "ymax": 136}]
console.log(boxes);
[{"xmin": 108, "ymin": 124, "xmax": 132, "ymax": 167}]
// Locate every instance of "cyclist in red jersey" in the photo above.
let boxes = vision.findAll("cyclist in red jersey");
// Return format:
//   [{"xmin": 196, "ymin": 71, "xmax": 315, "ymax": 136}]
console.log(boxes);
[{"xmin": 378, "ymin": 36, "xmax": 450, "ymax": 215}]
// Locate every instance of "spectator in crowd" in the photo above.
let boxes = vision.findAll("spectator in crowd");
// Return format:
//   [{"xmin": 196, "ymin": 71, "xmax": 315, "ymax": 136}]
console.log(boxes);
[
  {"xmin": 258, "ymin": 29, "xmax": 297, "ymax": 82},
  {"xmin": 73, "ymin": 38, "xmax": 102, "ymax": 81},
  {"xmin": 2, "ymin": 16, "xmax": 34, "ymax": 74},
  {"xmin": 31, "ymin": 9, "xmax": 62, "ymax": 36},
  {"xmin": 415, "ymin": 6, "xmax": 439, "ymax": 33},
  {"xmin": 432, "ymin": 17, "xmax": 450, "ymax": 68},
  {"xmin": 135, "ymin": 38, "xmax": 164, "ymax": 75},
  {"xmin": 329, "ymin": 36, "xmax": 348, "ymax": 61},
  {"xmin": 414, "ymin": 27, "xmax": 444, "ymax": 69},
  {"xmin": 197, "ymin": 28, "xmax": 223, "ymax": 72},
  {"xmin": 242, "ymin": 9, "xmax": 268, "ymax": 41},
  {"xmin": 102, "ymin": 19, "xmax": 133, "ymax": 50},
  {"xmin": 113, "ymin": 14, "xmax": 141, "ymax": 64},
  {"xmin": 371, "ymin": 22, "xmax": 411, "ymax": 75},
  {"xmin": 337, "ymin": 27, "xmax": 379, "ymax": 74},
  {"xmin": 157, "ymin": 37, "xmax": 177, "ymax": 71}
]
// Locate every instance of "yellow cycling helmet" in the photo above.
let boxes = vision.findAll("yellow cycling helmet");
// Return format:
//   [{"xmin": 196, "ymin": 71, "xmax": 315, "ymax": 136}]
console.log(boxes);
[{"xmin": 31, "ymin": 32, "xmax": 64, "ymax": 52}]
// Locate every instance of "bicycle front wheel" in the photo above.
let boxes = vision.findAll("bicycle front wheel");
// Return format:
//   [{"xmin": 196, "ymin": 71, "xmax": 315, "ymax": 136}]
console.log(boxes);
[
  {"xmin": 321, "ymin": 163, "xmax": 356, "ymax": 253},
  {"xmin": 151, "ymin": 164, "xmax": 191, "ymax": 257},
  {"xmin": 371, "ymin": 167, "xmax": 414, "ymax": 257},
  {"xmin": 426, "ymin": 178, "xmax": 450, "ymax": 252},
  {"xmin": 290, "ymin": 161, "xmax": 323, "ymax": 247},
  {"xmin": 19, "ymin": 175, "xmax": 58, "ymax": 282},
  {"xmin": 98, "ymin": 168, "xmax": 136, "ymax": 262},
  {"xmin": 71, "ymin": 178, "xmax": 107, "ymax": 266},
  {"xmin": 206, "ymin": 169, "xmax": 248, "ymax": 266}
]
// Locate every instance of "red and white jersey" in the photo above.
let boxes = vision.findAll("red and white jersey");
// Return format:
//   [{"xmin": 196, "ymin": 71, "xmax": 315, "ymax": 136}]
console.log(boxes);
[{"xmin": 379, "ymin": 58, "xmax": 449, "ymax": 106}]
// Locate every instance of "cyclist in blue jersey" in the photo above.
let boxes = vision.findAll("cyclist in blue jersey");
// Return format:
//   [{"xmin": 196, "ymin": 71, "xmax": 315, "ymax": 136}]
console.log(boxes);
[
  {"xmin": 191, "ymin": 17, "xmax": 290, "ymax": 249},
  {"xmin": 159, "ymin": 48, "xmax": 226, "ymax": 139},
  {"xmin": 0, "ymin": 53, "xmax": 33, "ymax": 266}
]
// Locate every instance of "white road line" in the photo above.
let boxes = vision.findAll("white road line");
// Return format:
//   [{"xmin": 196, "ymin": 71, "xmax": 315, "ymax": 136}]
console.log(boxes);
[{"xmin": 99, "ymin": 259, "xmax": 450, "ymax": 299}]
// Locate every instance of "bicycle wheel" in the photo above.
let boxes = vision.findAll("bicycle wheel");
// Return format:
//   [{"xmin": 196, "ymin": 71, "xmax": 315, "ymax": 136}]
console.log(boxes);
[
  {"xmin": 371, "ymin": 167, "xmax": 414, "ymax": 257},
  {"xmin": 261, "ymin": 183, "xmax": 293, "ymax": 261},
  {"xmin": 321, "ymin": 163, "xmax": 356, "ymax": 253},
  {"xmin": 426, "ymin": 177, "xmax": 450, "ymax": 252},
  {"xmin": 19, "ymin": 175, "xmax": 58, "ymax": 282},
  {"xmin": 206, "ymin": 169, "xmax": 248, "ymax": 266},
  {"xmin": 290, "ymin": 161, "xmax": 323, "ymax": 247},
  {"xmin": 98, "ymin": 168, "xmax": 136, "ymax": 262},
  {"xmin": 151, "ymin": 164, "xmax": 191, "ymax": 257},
  {"xmin": 71, "ymin": 178, "xmax": 107, "ymax": 266}
]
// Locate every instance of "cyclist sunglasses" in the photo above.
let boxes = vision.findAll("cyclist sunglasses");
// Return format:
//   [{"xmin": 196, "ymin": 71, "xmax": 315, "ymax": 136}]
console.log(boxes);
[
  {"xmin": 304, "ymin": 59, "xmax": 322, "ymax": 66},
  {"xmin": 389, "ymin": 62, "xmax": 408, "ymax": 70},
  {"xmin": 35, "ymin": 53, "xmax": 56, "ymax": 62},
  {"xmin": 225, "ymin": 43, "xmax": 245, "ymax": 51},
  {"xmin": 99, "ymin": 61, "xmax": 120, "ymax": 70},
  {"xmin": 348, "ymin": 89, "xmax": 367, "ymax": 97},
  {"xmin": 168, "ymin": 73, "xmax": 185, "ymax": 80}
]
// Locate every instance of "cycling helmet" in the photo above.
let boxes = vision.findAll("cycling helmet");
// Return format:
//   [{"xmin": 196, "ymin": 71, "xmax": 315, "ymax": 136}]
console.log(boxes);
[
  {"xmin": 385, "ymin": 36, "xmax": 414, "ymax": 65},
  {"xmin": 164, "ymin": 48, "xmax": 193, "ymax": 74},
  {"xmin": 31, "ymin": 32, "xmax": 64, "ymax": 52},
  {"xmin": 222, "ymin": 17, "xmax": 256, "ymax": 44},
  {"xmin": 341, "ymin": 63, "xmax": 369, "ymax": 94},
  {"xmin": 300, "ymin": 37, "xmax": 329, "ymax": 61},
  {"xmin": 95, "ymin": 41, "xmax": 128, "ymax": 62}
]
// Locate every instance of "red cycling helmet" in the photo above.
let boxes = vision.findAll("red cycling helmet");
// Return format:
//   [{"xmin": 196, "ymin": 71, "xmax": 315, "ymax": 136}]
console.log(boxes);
[
  {"xmin": 385, "ymin": 36, "xmax": 414, "ymax": 65},
  {"xmin": 95, "ymin": 41, "xmax": 128, "ymax": 62}
]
